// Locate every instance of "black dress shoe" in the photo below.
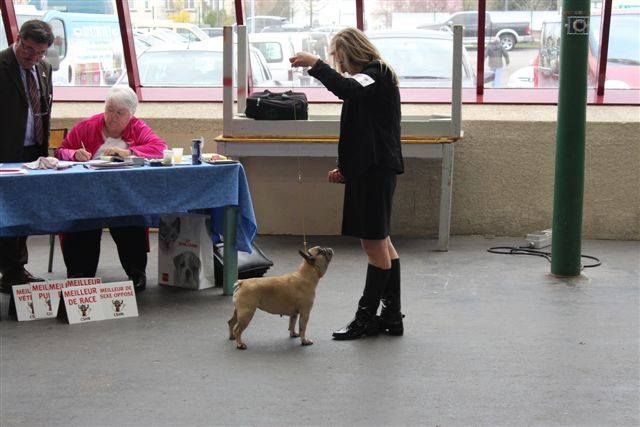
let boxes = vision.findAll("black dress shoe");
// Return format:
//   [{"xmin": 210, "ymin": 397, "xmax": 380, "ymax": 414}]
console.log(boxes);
[
  {"xmin": 379, "ymin": 312, "xmax": 405, "ymax": 336},
  {"xmin": 129, "ymin": 274, "xmax": 146, "ymax": 293},
  {"xmin": 332, "ymin": 313, "xmax": 380, "ymax": 341},
  {"xmin": 0, "ymin": 268, "xmax": 44, "ymax": 294}
]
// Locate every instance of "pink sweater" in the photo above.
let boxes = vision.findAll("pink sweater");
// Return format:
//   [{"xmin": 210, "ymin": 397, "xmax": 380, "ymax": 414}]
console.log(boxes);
[{"xmin": 56, "ymin": 113, "xmax": 167, "ymax": 160}]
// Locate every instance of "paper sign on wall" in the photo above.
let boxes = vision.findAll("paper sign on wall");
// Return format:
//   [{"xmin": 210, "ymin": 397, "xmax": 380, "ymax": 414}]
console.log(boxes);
[
  {"xmin": 98, "ymin": 282, "xmax": 138, "ymax": 319},
  {"xmin": 31, "ymin": 280, "xmax": 65, "ymax": 319},
  {"xmin": 11, "ymin": 284, "xmax": 36, "ymax": 321}
]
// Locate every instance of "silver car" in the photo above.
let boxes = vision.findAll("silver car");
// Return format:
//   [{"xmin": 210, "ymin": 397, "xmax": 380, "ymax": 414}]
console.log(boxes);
[
  {"xmin": 116, "ymin": 39, "xmax": 274, "ymax": 87},
  {"xmin": 366, "ymin": 29, "xmax": 484, "ymax": 87}
]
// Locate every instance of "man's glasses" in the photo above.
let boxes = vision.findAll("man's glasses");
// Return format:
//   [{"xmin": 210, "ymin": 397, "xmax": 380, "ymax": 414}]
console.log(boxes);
[{"xmin": 19, "ymin": 41, "xmax": 48, "ymax": 59}]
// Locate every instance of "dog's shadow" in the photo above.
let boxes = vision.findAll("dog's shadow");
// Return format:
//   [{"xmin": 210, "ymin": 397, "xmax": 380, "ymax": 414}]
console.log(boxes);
[{"xmin": 224, "ymin": 311, "xmax": 319, "ymax": 353}]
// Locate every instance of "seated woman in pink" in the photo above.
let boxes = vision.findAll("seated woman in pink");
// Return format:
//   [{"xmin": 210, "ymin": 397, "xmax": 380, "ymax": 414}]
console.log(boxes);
[{"xmin": 56, "ymin": 86, "xmax": 167, "ymax": 292}]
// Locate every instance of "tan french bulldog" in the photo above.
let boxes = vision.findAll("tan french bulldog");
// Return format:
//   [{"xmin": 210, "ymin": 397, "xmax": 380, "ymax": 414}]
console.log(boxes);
[{"xmin": 228, "ymin": 246, "xmax": 334, "ymax": 350}]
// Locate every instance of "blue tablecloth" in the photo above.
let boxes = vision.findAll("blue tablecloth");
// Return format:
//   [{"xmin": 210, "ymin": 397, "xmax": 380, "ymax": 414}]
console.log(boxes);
[{"xmin": 0, "ymin": 162, "xmax": 257, "ymax": 252}]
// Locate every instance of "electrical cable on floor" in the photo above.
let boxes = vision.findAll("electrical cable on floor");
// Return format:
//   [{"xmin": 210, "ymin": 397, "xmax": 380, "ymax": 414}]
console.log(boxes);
[{"xmin": 487, "ymin": 245, "xmax": 601, "ymax": 268}]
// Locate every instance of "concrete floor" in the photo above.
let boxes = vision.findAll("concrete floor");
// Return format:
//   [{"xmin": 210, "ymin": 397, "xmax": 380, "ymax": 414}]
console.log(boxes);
[{"xmin": 0, "ymin": 234, "xmax": 638, "ymax": 426}]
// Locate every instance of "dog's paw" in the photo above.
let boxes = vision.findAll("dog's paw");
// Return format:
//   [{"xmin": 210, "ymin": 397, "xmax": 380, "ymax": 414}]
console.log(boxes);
[
  {"xmin": 290, "ymin": 331, "xmax": 300, "ymax": 338},
  {"xmin": 236, "ymin": 343, "xmax": 247, "ymax": 350},
  {"xmin": 229, "ymin": 334, "xmax": 235, "ymax": 340},
  {"xmin": 301, "ymin": 338, "xmax": 314, "ymax": 346}
]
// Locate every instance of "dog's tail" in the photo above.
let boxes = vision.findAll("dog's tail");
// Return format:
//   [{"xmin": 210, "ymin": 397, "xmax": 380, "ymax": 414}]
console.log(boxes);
[{"xmin": 232, "ymin": 280, "xmax": 243, "ymax": 295}]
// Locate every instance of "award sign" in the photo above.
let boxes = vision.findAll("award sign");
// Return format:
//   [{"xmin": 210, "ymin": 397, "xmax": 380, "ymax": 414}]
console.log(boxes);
[
  {"xmin": 62, "ymin": 284, "xmax": 104, "ymax": 324},
  {"xmin": 98, "ymin": 282, "xmax": 139, "ymax": 319},
  {"xmin": 11, "ymin": 284, "xmax": 36, "ymax": 321},
  {"xmin": 31, "ymin": 280, "xmax": 65, "ymax": 319}
]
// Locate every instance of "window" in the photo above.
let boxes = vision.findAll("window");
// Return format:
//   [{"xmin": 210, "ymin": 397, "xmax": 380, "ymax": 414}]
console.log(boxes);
[
  {"xmin": 591, "ymin": 12, "xmax": 640, "ymax": 89},
  {"xmin": 4, "ymin": 1, "xmax": 124, "ymax": 89},
  {"xmin": 1, "ymin": 0, "xmax": 637, "ymax": 104}
]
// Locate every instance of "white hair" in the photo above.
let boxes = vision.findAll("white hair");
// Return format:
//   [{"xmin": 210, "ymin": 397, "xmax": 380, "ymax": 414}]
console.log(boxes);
[{"xmin": 106, "ymin": 86, "xmax": 138, "ymax": 114}]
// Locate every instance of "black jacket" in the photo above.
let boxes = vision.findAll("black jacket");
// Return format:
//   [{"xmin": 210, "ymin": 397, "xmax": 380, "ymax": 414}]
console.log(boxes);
[
  {"xmin": 308, "ymin": 59, "xmax": 403, "ymax": 180},
  {"xmin": 0, "ymin": 47, "xmax": 52, "ymax": 162}
]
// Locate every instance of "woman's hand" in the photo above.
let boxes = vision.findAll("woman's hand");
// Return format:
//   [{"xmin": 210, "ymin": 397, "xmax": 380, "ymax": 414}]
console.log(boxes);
[
  {"xmin": 289, "ymin": 52, "xmax": 319, "ymax": 68},
  {"xmin": 74, "ymin": 148, "xmax": 92, "ymax": 162},
  {"xmin": 327, "ymin": 168, "xmax": 345, "ymax": 184},
  {"xmin": 103, "ymin": 147, "xmax": 131, "ymax": 157}
]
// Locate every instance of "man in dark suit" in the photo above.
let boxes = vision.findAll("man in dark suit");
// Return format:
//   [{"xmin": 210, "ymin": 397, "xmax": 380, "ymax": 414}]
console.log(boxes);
[{"xmin": 0, "ymin": 20, "xmax": 54, "ymax": 293}]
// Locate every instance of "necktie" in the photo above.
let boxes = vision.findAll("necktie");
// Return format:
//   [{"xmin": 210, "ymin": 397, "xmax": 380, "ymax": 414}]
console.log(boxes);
[{"xmin": 26, "ymin": 70, "xmax": 44, "ymax": 146}]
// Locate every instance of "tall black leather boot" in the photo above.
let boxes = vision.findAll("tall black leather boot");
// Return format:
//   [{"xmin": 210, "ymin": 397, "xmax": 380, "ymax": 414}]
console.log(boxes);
[
  {"xmin": 379, "ymin": 258, "xmax": 404, "ymax": 336},
  {"xmin": 333, "ymin": 264, "xmax": 390, "ymax": 340}
]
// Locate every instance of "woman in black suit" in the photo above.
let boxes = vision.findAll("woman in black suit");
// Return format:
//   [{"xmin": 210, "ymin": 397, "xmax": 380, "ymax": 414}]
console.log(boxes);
[{"xmin": 290, "ymin": 28, "xmax": 405, "ymax": 340}]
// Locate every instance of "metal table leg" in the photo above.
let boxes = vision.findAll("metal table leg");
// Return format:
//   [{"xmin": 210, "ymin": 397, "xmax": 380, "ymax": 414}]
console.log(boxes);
[
  {"xmin": 223, "ymin": 205, "xmax": 238, "ymax": 296},
  {"xmin": 437, "ymin": 143, "xmax": 454, "ymax": 251}
]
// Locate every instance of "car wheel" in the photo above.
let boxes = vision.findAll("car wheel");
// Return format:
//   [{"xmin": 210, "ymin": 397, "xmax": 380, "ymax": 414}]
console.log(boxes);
[{"xmin": 500, "ymin": 34, "xmax": 516, "ymax": 51}]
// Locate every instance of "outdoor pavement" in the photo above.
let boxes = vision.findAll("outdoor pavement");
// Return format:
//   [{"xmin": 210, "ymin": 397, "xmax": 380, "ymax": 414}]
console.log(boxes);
[{"xmin": 1, "ymin": 233, "xmax": 638, "ymax": 426}]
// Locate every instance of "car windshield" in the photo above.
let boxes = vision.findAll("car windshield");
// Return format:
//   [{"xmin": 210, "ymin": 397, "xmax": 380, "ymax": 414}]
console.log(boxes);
[
  {"xmin": 371, "ymin": 37, "xmax": 453, "ymax": 81},
  {"xmin": 590, "ymin": 15, "xmax": 640, "ymax": 65},
  {"xmin": 138, "ymin": 50, "xmax": 223, "ymax": 86},
  {"xmin": 251, "ymin": 41, "xmax": 283, "ymax": 63}
]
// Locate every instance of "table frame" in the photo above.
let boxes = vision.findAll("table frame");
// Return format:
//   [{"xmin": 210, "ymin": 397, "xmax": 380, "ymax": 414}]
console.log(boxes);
[{"xmin": 217, "ymin": 25, "xmax": 465, "ymax": 251}]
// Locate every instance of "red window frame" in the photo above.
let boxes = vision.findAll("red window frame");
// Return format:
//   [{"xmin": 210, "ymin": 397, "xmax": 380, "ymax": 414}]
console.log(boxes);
[{"xmin": 2, "ymin": 0, "xmax": 637, "ymax": 105}]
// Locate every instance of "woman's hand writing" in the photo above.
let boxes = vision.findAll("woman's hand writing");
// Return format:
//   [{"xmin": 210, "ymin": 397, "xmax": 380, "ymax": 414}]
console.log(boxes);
[
  {"xmin": 327, "ymin": 168, "xmax": 345, "ymax": 184},
  {"xmin": 74, "ymin": 148, "xmax": 91, "ymax": 162}
]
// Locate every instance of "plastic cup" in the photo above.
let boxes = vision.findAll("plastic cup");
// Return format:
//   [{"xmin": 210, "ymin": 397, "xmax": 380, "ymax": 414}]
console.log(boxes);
[
  {"xmin": 162, "ymin": 149, "xmax": 173, "ymax": 165},
  {"xmin": 172, "ymin": 147, "xmax": 183, "ymax": 164}
]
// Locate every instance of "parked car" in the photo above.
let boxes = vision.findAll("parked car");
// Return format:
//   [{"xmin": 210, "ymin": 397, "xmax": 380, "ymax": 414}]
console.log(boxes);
[
  {"xmin": 133, "ymin": 28, "xmax": 189, "ymax": 46},
  {"xmin": 116, "ymin": 39, "xmax": 274, "ymax": 87},
  {"xmin": 249, "ymin": 31, "xmax": 331, "ymax": 82},
  {"xmin": 248, "ymin": 32, "xmax": 297, "ymax": 82},
  {"xmin": 419, "ymin": 11, "xmax": 532, "ymax": 51},
  {"xmin": 200, "ymin": 27, "xmax": 223, "ymax": 38},
  {"xmin": 507, "ymin": 66, "xmax": 535, "ymax": 88},
  {"xmin": 246, "ymin": 16, "xmax": 288, "ymax": 33},
  {"xmin": 261, "ymin": 23, "xmax": 310, "ymax": 32},
  {"xmin": 534, "ymin": 11, "xmax": 640, "ymax": 89},
  {"xmin": 134, "ymin": 21, "xmax": 210, "ymax": 42},
  {"xmin": 311, "ymin": 24, "xmax": 348, "ymax": 36},
  {"xmin": 366, "ymin": 29, "xmax": 490, "ymax": 88}
]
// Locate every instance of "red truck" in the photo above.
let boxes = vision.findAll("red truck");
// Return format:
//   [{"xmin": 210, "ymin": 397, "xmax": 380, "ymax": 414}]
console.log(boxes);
[{"xmin": 534, "ymin": 11, "xmax": 640, "ymax": 89}]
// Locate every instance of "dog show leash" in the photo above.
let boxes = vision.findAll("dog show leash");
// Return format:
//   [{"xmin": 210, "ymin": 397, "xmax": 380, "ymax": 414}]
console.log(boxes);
[{"xmin": 297, "ymin": 154, "xmax": 308, "ymax": 253}]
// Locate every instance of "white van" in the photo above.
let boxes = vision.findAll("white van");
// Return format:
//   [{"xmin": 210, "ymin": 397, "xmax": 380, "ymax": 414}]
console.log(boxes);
[
  {"xmin": 133, "ymin": 21, "xmax": 210, "ymax": 42},
  {"xmin": 247, "ymin": 32, "xmax": 296, "ymax": 82},
  {"xmin": 1, "ymin": 8, "xmax": 123, "ymax": 86}
]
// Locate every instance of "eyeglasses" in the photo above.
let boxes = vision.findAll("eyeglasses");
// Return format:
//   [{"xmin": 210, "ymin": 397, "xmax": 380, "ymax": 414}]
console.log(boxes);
[{"xmin": 19, "ymin": 40, "xmax": 48, "ymax": 59}]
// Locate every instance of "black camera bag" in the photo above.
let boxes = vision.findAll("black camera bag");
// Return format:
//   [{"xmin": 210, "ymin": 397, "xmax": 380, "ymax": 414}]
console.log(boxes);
[
  {"xmin": 213, "ymin": 241, "xmax": 274, "ymax": 286},
  {"xmin": 245, "ymin": 90, "xmax": 308, "ymax": 120}
]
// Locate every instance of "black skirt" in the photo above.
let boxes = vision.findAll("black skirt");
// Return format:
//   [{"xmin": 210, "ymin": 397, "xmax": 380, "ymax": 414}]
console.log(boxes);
[{"xmin": 342, "ymin": 166, "xmax": 397, "ymax": 240}]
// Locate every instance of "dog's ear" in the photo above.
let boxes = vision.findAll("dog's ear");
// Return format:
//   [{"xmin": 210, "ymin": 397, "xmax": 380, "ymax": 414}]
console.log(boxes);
[{"xmin": 299, "ymin": 250, "xmax": 315, "ymax": 265}]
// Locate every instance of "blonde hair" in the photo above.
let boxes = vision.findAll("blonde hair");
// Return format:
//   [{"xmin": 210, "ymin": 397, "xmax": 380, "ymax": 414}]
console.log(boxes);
[{"xmin": 330, "ymin": 27, "xmax": 398, "ymax": 85}]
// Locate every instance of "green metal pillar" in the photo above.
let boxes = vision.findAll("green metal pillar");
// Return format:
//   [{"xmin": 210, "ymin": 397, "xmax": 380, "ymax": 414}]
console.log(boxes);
[
  {"xmin": 551, "ymin": 0, "xmax": 591, "ymax": 276},
  {"xmin": 223, "ymin": 205, "xmax": 238, "ymax": 296}
]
